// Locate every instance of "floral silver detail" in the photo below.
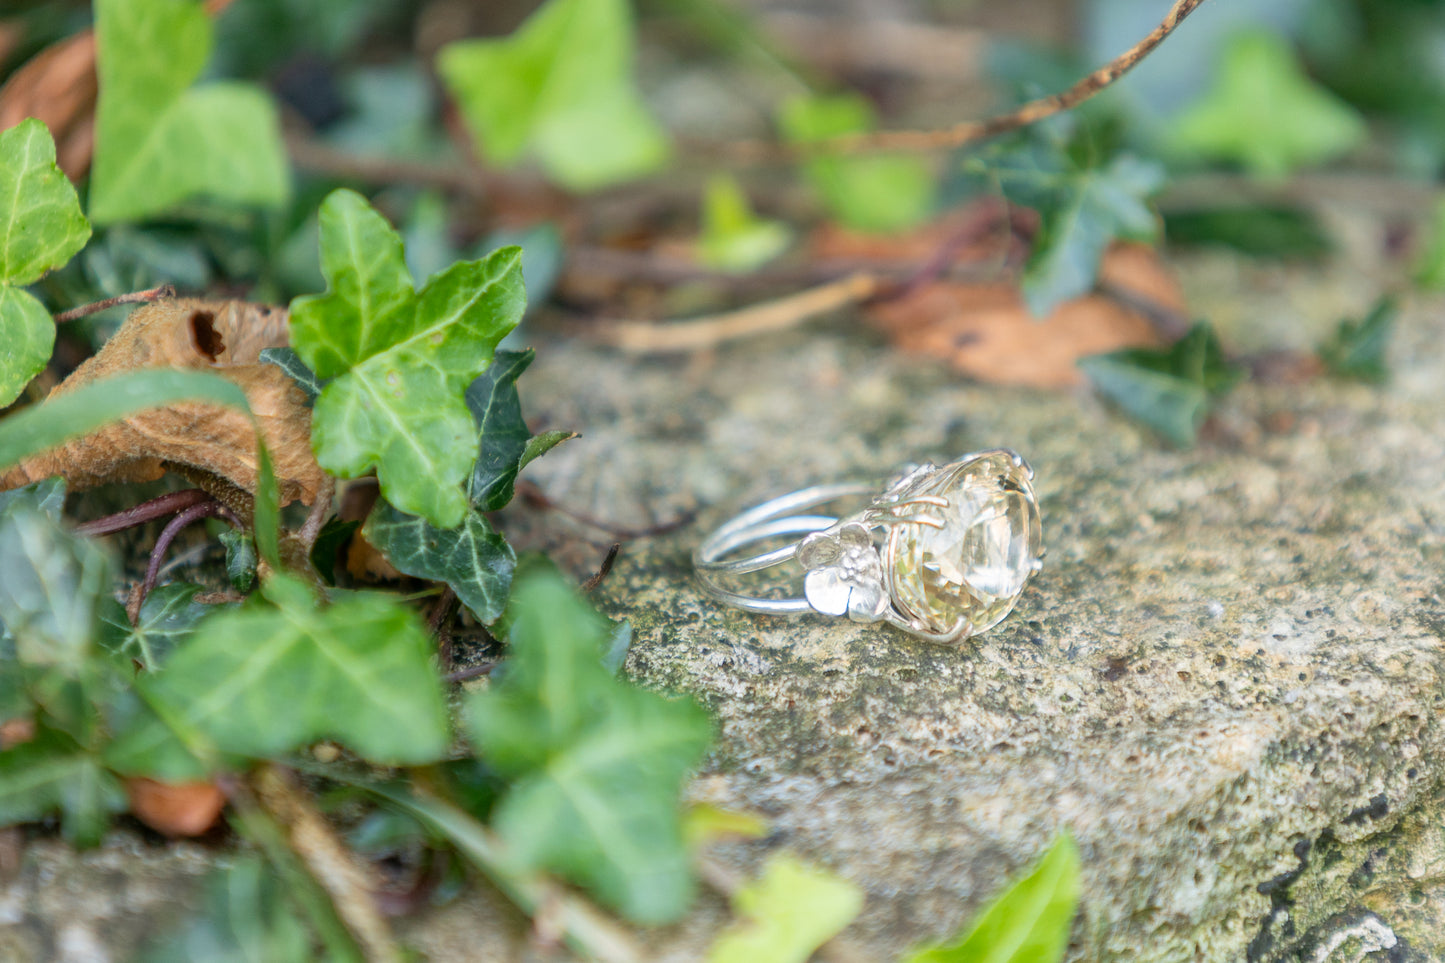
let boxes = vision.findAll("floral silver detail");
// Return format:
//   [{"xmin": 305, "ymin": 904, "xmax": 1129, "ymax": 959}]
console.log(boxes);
[{"xmin": 797, "ymin": 522, "xmax": 889, "ymax": 621}]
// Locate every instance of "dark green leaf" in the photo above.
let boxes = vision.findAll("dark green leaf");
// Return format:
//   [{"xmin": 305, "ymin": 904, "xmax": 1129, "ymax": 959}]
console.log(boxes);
[
  {"xmin": 966, "ymin": 140, "xmax": 1163, "ymax": 316},
  {"xmin": 0, "ymin": 727, "xmax": 127, "ymax": 847},
  {"xmin": 1163, "ymin": 206, "xmax": 1331, "ymax": 260},
  {"xmin": 259, "ymin": 346, "xmax": 324, "ymax": 405},
  {"xmin": 107, "ymin": 575, "xmax": 450, "ymax": 778},
  {"xmin": 1078, "ymin": 322, "xmax": 1241, "ymax": 448},
  {"xmin": 309, "ymin": 518, "xmax": 358, "ymax": 586},
  {"xmin": 779, "ymin": 94, "xmax": 934, "ymax": 234},
  {"xmin": 468, "ymin": 349, "xmax": 535, "ymax": 512},
  {"xmin": 363, "ymin": 499, "xmax": 516, "ymax": 625},
  {"xmin": 1169, "ymin": 30, "xmax": 1365, "ymax": 178},
  {"xmin": 707, "ymin": 854, "xmax": 864, "ymax": 963},
  {"xmin": 0, "ymin": 476, "xmax": 66, "ymax": 521},
  {"xmin": 98, "ymin": 583, "xmax": 217, "ymax": 671},
  {"xmin": 254, "ymin": 439, "xmax": 281, "ymax": 571},
  {"xmin": 0, "ymin": 507, "xmax": 110, "ymax": 672},
  {"xmin": 1320, "ymin": 297, "xmax": 1395, "ymax": 384},
  {"xmin": 467, "ymin": 572, "xmax": 711, "ymax": 923},
  {"xmin": 137, "ymin": 855, "xmax": 312, "ymax": 963},
  {"xmin": 0, "ymin": 370, "xmax": 251, "ymax": 474},
  {"xmin": 437, "ymin": 0, "xmax": 670, "ymax": 190},
  {"xmin": 0, "ymin": 119, "xmax": 91, "ymax": 406},
  {"xmin": 288, "ymin": 189, "xmax": 526, "ymax": 528},
  {"xmin": 518, "ymin": 429, "xmax": 578, "ymax": 474},
  {"xmin": 903, "ymin": 833, "xmax": 1080, "ymax": 963},
  {"xmin": 89, "ymin": 0, "xmax": 289, "ymax": 223},
  {"xmin": 220, "ymin": 529, "xmax": 258, "ymax": 593}
]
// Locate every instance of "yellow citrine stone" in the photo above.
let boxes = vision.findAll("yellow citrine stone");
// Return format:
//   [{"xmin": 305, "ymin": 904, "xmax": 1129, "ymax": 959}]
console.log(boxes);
[{"xmin": 888, "ymin": 451, "xmax": 1042, "ymax": 637}]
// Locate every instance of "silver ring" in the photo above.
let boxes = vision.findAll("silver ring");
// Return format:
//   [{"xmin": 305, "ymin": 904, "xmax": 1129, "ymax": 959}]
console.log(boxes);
[{"xmin": 694, "ymin": 449, "xmax": 1043, "ymax": 645}]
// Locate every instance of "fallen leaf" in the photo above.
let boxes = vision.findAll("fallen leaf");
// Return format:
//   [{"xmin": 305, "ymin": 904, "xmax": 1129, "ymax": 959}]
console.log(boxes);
[
  {"xmin": 0, "ymin": 31, "xmax": 98, "ymax": 179},
  {"xmin": 125, "ymin": 776, "xmax": 226, "ymax": 837},
  {"xmin": 0, "ymin": 298, "xmax": 326, "ymax": 509},
  {"xmin": 868, "ymin": 243, "xmax": 1181, "ymax": 388}
]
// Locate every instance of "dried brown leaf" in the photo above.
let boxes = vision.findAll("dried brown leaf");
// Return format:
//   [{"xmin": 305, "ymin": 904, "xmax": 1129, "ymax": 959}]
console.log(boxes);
[
  {"xmin": 867, "ymin": 242, "xmax": 1183, "ymax": 388},
  {"xmin": 0, "ymin": 31, "xmax": 97, "ymax": 180},
  {"xmin": 0, "ymin": 298, "xmax": 325, "ymax": 509},
  {"xmin": 125, "ymin": 776, "xmax": 226, "ymax": 837}
]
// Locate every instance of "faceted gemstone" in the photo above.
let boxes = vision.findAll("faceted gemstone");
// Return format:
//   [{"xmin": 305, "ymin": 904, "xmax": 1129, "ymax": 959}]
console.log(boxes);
[{"xmin": 889, "ymin": 451, "xmax": 1042, "ymax": 637}]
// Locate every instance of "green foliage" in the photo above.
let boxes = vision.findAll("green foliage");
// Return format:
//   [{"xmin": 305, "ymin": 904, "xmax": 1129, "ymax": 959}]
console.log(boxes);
[
  {"xmin": 468, "ymin": 350, "xmax": 574, "ymax": 512},
  {"xmin": 138, "ymin": 855, "xmax": 313, "ymax": 963},
  {"xmin": 1170, "ymin": 30, "xmax": 1366, "ymax": 179},
  {"xmin": 0, "ymin": 727, "xmax": 128, "ymax": 848},
  {"xmin": 1078, "ymin": 322, "xmax": 1241, "ymax": 448},
  {"xmin": 1415, "ymin": 195, "xmax": 1445, "ymax": 290},
  {"xmin": 697, "ymin": 175, "xmax": 792, "ymax": 272},
  {"xmin": 98, "ymin": 583, "xmax": 217, "ymax": 672},
  {"xmin": 779, "ymin": 94, "xmax": 934, "ymax": 234},
  {"xmin": 219, "ymin": 529, "xmax": 258, "ymax": 593},
  {"xmin": 107, "ymin": 575, "xmax": 450, "ymax": 779},
  {"xmin": 0, "ymin": 119, "xmax": 91, "ymax": 407},
  {"xmin": 288, "ymin": 189, "xmax": 525, "ymax": 528},
  {"xmin": 904, "ymin": 833, "xmax": 1080, "ymax": 963},
  {"xmin": 964, "ymin": 137, "xmax": 1163, "ymax": 317},
  {"xmin": 1320, "ymin": 297, "xmax": 1395, "ymax": 384},
  {"xmin": 89, "ymin": 0, "xmax": 289, "ymax": 224},
  {"xmin": 1163, "ymin": 206, "xmax": 1331, "ymax": 260},
  {"xmin": 259, "ymin": 347, "xmax": 324, "ymax": 404},
  {"xmin": 0, "ymin": 370, "xmax": 251, "ymax": 475},
  {"xmin": 0, "ymin": 505, "xmax": 111, "ymax": 672},
  {"xmin": 466, "ymin": 571, "xmax": 712, "ymax": 923},
  {"xmin": 438, "ymin": 0, "xmax": 669, "ymax": 191},
  {"xmin": 364, "ymin": 502, "xmax": 515, "ymax": 624},
  {"xmin": 706, "ymin": 854, "xmax": 864, "ymax": 963}
]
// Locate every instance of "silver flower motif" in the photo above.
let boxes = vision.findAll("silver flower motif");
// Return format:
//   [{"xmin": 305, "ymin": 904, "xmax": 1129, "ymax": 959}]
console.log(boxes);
[{"xmin": 797, "ymin": 522, "xmax": 889, "ymax": 622}]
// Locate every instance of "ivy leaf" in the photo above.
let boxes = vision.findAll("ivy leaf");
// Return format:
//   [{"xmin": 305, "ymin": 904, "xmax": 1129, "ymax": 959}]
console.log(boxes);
[
  {"xmin": 106, "ymin": 574, "xmax": 450, "ymax": 779},
  {"xmin": 706, "ymin": 854, "xmax": 864, "ymax": 963},
  {"xmin": 903, "ymin": 833, "xmax": 1080, "ymax": 963},
  {"xmin": 0, "ymin": 505, "xmax": 110, "ymax": 672},
  {"xmin": 697, "ymin": 175, "xmax": 792, "ymax": 273},
  {"xmin": 1169, "ymin": 30, "xmax": 1366, "ymax": 179},
  {"xmin": 0, "ymin": 727, "xmax": 128, "ymax": 848},
  {"xmin": 1320, "ymin": 297, "xmax": 1395, "ymax": 384},
  {"xmin": 363, "ymin": 501, "xmax": 516, "ymax": 625},
  {"xmin": 138, "ymin": 856, "xmax": 312, "ymax": 963},
  {"xmin": 97, "ymin": 582, "xmax": 218, "ymax": 671},
  {"xmin": 259, "ymin": 346, "xmax": 324, "ymax": 405},
  {"xmin": 966, "ymin": 139, "xmax": 1163, "ymax": 317},
  {"xmin": 219, "ymin": 529, "xmax": 258, "ymax": 593},
  {"xmin": 288, "ymin": 189, "xmax": 526, "ymax": 528},
  {"xmin": 437, "ymin": 0, "xmax": 670, "ymax": 191},
  {"xmin": 1163, "ymin": 205, "xmax": 1331, "ymax": 261},
  {"xmin": 0, "ymin": 476, "xmax": 66, "ymax": 522},
  {"xmin": 89, "ymin": 0, "xmax": 289, "ymax": 224},
  {"xmin": 1078, "ymin": 321, "xmax": 1241, "ymax": 448},
  {"xmin": 466, "ymin": 572, "xmax": 712, "ymax": 924},
  {"xmin": 467, "ymin": 349, "xmax": 575, "ymax": 512},
  {"xmin": 779, "ymin": 94, "xmax": 934, "ymax": 234},
  {"xmin": 0, "ymin": 118, "xmax": 92, "ymax": 407}
]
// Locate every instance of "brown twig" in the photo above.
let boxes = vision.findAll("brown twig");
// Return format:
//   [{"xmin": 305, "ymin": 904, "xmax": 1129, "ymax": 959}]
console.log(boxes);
[
  {"xmin": 428, "ymin": 585, "xmax": 459, "ymax": 669},
  {"xmin": 722, "ymin": 0, "xmax": 1208, "ymax": 161},
  {"xmin": 514, "ymin": 480, "xmax": 696, "ymax": 540},
  {"xmin": 133, "ymin": 498, "xmax": 241, "ymax": 620},
  {"xmin": 53, "ymin": 285, "xmax": 176, "ymax": 323},
  {"xmin": 285, "ymin": 133, "xmax": 489, "ymax": 198},
  {"xmin": 592, "ymin": 272, "xmax": 881, "ymax": 354},
  {"xmin": 298, "ymin": 475, "xmax": 336, "ymax": 553},
  {"xmin": 75, "ymin": 488, "xmax": 211, "ymax": 537},
  {"xmin": 444, "ymin": 662, "xmax": 499, "ymax": 684},
  {"xmin": 581, "ymin": 543, "xmax": 621, "ymax": 592}
]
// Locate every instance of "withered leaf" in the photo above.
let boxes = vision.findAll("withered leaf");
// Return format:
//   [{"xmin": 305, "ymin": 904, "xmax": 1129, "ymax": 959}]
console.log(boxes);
[{"xmin": 0, "ymin": 298, "xmax": 325, "ymax": 509}]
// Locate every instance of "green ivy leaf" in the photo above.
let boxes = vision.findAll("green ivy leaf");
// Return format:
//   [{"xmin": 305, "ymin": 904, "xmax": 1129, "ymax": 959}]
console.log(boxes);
[
  {"xmin": 0, "ymin": 727, "xmax": 128, "ymax": 847},
  {"xmin": 0, "ymin": 476, "xmax": 66, "ymax": 522},
  {"xmin": 363, "ymin": 500, "xmax": 516, "ymax": 625},
  {"xmin": 219, "ymin": 529, "xmax": 258, "ymax": 593},
  {"xmin": 903, "ymin": 833, "xmax": 1080, "ymax": 963},
  {"xmin": 467, "ymin": 349, "xmax": 575, "ymax": 512},
  {"xmin": 309, "ymin": 518, "xmax": 358, "ymax": 586},
  {"xmin": 437, "ymin": 0, "xmax": 670, "ymax": 191},
  {"xmin": 697, "ymin": 175, "xmax": 792, "ymax": 273},
  {"xmin": 259, "ymin": 346, "xmax": 324, "ymax": 405},
  {"xmin": 966, "ymin": 140, "xmax": 1163, "ymax": 317},
  {"xmin": 1163, "ymin": 206, "xmax": 1331, "ymax": 260},
  {"xmin": 778, "ymin": 94, "xmax": 934, "ymax": 234},
  {"xmin": 1320, "ymin": 297, "xmax": 1395, "ymax": 384},
  {"xmin": 106, "ymin": 574, "xmax": 450, "ymax": 779},
  {"xmin": 0, "ymin": 118, "xmax": 92, "ymax": 406},
  {"xmin": 706, "ymin": 854, "xmax": 864, "ymax": 963},
  {"xmin": 89, "ymin": 0, "xmax": 289, "ymax": 224},
  {"xmin": 466, "ymin": 572, "xmax": 712, "ymax": 924},
  {"xmin": 138, "ymin": 855, "xmax": 313, "ymax": 963},
  {"xmin": 288, "ymin": 189, "xmax": 526, "ymax": 528},
  {"xmin": 97, "ymin": 582, "xmax": 218, "ymax": 671},
  {"xmin": 0, "ymin": 507, "xmax": 110, "ymax": 673},
  {"xmin": 1169, "ymin": 30, "xmax": 1366, "ymax": 179},
  {"xmin": 1078, "ymin": 321, "xmax": 1241, "ymax": 448}
]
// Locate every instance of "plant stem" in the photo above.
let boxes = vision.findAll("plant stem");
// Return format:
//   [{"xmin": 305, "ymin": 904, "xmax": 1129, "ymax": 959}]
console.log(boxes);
[
  {"xmin": 75, "ymin": 488, "xmax": 211, "ymax": 537},
  {"xmin": 52, "ymin": 284, "xmax": 175, "ymax": 323}
]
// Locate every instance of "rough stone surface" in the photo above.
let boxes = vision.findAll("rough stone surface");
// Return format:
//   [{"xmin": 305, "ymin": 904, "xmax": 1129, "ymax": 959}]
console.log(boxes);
[{"xmin": 4, "ymin": 237, "xmax": 1445, "ymax": 961}]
